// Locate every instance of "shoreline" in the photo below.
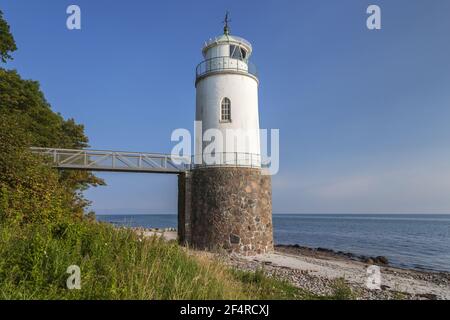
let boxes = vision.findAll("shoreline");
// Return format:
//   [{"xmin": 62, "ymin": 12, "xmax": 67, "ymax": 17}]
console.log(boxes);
[
  {"xmin": 130, "ymin": 227, "xmax": 450, "ymax": 300},
  {"xmin": 128, "ymin": 226, "xmax": 450, "ymax": 273},
  {"xmin": 224, "ymin": 248, "xmax": 450, "ymax": 300},
  {"xmin": 98, "ymin": 214, "xmax": 450, "ymax": 274},
  {"xmin": 275, "ymin": 244, "xmax": 448, "ymax": 274}
]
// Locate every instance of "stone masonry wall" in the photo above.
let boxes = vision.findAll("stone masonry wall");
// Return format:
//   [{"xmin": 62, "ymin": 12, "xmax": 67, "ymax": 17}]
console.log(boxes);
[
  {"xmin": 177, "ymin": 172, "xmax": 187, "ymax": 243},
  {"xmin": 179, "ymin": 167, "xmax": 273, "ymax": 255}
]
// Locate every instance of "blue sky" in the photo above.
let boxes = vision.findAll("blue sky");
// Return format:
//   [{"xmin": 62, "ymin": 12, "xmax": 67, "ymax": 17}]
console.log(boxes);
[{"xmin": 2, "ymin": 0, "xmax": 450, "ymax": 214}]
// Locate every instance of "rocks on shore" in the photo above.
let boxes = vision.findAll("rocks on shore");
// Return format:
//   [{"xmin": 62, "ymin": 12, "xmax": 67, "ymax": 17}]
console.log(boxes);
[
  {"xmin": 132, "ymin": 227, "xmax": 177, "ymax": 233},
  {"xmin": 129, "ymin": 227, "xmax": 178, "ymax": 242},
  {"xmin": 224, "ymin": 254, "xmax": 411, "ymax": 300},
  {"xmin": 276, "ymin": 244, "xmax": 389, "ymax": 266},
  {"xmin": 222, "ymin": 249, "xmax": 450, "ymax": 300},
  {"xmin": 363, "ymin": 256, "xmax": 389, "ymax": 265}
]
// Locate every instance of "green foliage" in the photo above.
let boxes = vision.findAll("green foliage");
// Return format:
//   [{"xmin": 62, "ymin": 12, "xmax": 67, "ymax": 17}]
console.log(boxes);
[
  {"xmin": 0, "ymin": 68, "xmax": 88, "ymax": 150},
  {"xmin": 232, "ymin": 268, "xmax": 317, "ymax": 300},
  {"xmin": 328, "ymin": 278, "xmax": 355, "ymax": 300},
  {"xmin": 0, "ymin": 10, "xmax": 17, "ymax": 63},
  {"xmin": 0, "ymin": 68, "xmax": 105, "ymax": 219},
  {"xmin": 0, "ymin": 220, "xmax": 296, "ymax": 300},
  {"xmin": 0, "ymin": 69, "xmax": 89, "ymax": 148},
  {"xmin": 0, "ymin": 114, "xmax": 70, "ymax": 224}
]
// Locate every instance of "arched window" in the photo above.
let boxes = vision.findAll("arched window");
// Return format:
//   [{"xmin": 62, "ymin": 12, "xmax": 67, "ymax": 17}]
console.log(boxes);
[{"xmin": 221, "ymin": 98, "xmax": 231, "ymax": 122}]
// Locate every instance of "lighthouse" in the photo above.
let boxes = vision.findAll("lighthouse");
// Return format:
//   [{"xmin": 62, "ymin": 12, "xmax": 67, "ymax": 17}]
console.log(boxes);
[{"xmin": 178, "ymin": 14, "xmax": 274, "ymax": 255}]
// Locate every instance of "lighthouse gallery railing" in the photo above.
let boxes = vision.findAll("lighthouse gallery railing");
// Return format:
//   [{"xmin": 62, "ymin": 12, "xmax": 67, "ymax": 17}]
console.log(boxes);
[{"xmin": 195, "ymin": 56, "xmax": 257, "ymax": 81}]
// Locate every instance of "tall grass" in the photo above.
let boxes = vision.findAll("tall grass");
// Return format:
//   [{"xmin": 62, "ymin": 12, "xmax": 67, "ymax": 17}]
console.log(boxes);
[
  {"xmin": 0, "ymin": 219, "xmax": 319, "ymax": 300},
  {"xmin": 0, "ymin": 219, "xmax": 354, "ymax": 300}
]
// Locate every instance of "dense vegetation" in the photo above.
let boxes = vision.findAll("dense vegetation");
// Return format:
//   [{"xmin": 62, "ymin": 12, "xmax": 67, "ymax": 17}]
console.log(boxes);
[
  {"xmin": 0, "ymin": 10, "xmax": 350, "ymax": 300},
  {"xmin": 0, "ymin": 220, "xmax": 326, "ymax": 300}
]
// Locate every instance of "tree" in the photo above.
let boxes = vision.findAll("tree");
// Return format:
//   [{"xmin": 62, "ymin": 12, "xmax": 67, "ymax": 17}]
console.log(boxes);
[
  {"xmin": 0, "ymin": 69, "xmax": 105, "ymax": 217},
  {"xmin": 0, "ymin": 113, "xmax": 69, "ymax": 224},
  {"xmin": 0, "ymin": 12, "xmax": 104, "ymax": 222},
  {"xmin": 0, "ymin": 10, "xmax": 17, "ymax": 63}
]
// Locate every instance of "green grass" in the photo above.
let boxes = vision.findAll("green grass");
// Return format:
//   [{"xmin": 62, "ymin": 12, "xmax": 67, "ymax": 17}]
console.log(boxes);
[
  {"xmin": 328, "ymin": 278, "xmax": 356, "ymax": 300},
  {"xmin": 232, "ymin": 269, "xmax": 318, "ymax": 300},
  {"xmin": 0, "ymin": 220, "xmax": 297, "ymax": 299},
  {"xmin": 0, "ymin": 219, "xmax": 355, "ymax": 300}
]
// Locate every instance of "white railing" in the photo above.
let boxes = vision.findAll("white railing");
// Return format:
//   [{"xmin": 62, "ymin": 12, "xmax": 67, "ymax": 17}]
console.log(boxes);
[
  {"xmin": 203, "ymin": 35, "xmax": 252, "ymax": 51},
  {"xmin": 31, "ymin": 148, "xmax": 189, "ymax": 173},
  {"xmin": 196, "ymin": 56, "xmax": 257, "ymax": 82},
  {"xmin": 192, "ymin": 152, "xmax": 269, "ymax": 169},
  {"xmin": 31, "ymin": 148, "xmax": 270, "ymax": 172}
]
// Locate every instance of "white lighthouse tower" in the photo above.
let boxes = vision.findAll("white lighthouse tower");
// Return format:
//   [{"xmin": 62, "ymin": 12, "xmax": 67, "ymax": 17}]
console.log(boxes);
[
  {"xmin": 178, "ymin": 14, "xmax": 273, "ymax": 255},
  {"xmin": 194, "ymin": 13, "xmax": 261, "ymax": 167}
]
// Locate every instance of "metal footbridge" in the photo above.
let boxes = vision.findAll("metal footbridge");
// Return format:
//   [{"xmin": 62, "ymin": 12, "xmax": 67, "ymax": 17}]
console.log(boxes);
[
  {"xmin": 31, "ymin": 148, "xmax": 267, "ymax": 173},
  {"xmin": 31, "ymin": 148, "xmax": 189, "ymax": 174}
]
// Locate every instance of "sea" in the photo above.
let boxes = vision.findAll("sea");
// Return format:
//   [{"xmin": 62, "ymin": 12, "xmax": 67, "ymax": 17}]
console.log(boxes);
[{"xmin": 96, "ymin": 214, "xmax": 450, "ymax": 273}]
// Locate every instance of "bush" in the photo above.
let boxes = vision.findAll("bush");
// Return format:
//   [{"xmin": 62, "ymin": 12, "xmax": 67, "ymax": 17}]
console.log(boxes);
[
  {"xmin": 0, "ymin": 68, "xmax": 105, "ymax": 220},
  {"xmin": 0, "ymin": 113, "xmax": 72, "ymax": 225},
  {"xmin": 232, "ymin": 269, "xmax": 316, "ymax": 300},
  {"xmin": 329, "ymin": 278, "xmax": 355, "ymax": 300}
]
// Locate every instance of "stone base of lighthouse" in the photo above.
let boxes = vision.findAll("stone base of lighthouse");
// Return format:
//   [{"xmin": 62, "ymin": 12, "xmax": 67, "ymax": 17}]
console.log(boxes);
[{"xmin": 178, "ymin": 167, "xmax": 273, "ymax": 255}]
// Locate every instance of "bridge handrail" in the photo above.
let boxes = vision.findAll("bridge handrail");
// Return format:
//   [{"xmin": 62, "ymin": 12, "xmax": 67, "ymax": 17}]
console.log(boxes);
[
  {"xmin": 30, "ymin": 147, "xmax": 187, "ymax": 159},
  {"xmin": 31, "ymin": 147, "xmax": 190, "ymax": 173},
  {"xmin": 30, "ymin": 148, "xmax": 272, "ymax": 172}
]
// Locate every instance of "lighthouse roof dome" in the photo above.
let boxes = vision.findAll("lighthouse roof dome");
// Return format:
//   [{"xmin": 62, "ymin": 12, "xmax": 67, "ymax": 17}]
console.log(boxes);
[{"xmin": 202, "ymin": 34, "xmax": 252, "ymax": 57}]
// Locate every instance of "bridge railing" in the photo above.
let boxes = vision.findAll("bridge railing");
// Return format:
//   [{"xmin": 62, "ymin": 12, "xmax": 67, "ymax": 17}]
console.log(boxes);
[
  {"xmin": 31, "ymin": 148, "xmax": 190, "ymax": 173},
  {"xmin": 31, "ymin": 148, "xmax": 272, "ymax": 173}
]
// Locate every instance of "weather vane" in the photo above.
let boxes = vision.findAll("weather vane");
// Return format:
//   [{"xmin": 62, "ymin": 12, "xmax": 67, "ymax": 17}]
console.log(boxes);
[{"xmin": 223, "ymin": 11, "xmax": 231, "ymax": 35}]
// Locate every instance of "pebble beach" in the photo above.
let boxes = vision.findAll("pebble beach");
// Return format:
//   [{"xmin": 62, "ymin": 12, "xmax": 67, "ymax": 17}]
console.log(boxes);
[{"xmin": 132, "ymin": 228, "xmax": 450, "ymax": 300}]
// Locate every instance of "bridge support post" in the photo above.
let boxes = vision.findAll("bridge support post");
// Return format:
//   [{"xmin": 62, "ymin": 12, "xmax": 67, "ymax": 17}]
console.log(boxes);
[{"xmin": 178, "ymin": 171, "xmax": 192, "ymax": 245}]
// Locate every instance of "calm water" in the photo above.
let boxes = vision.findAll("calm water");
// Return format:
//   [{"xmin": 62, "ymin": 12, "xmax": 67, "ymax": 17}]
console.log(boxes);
[{"xmin": 96, "ymin": 214, "xmax": 450, "ymax": 273}]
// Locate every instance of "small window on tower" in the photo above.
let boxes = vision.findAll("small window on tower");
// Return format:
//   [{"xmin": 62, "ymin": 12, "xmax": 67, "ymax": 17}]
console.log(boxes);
[
  {"xmin": 230, "ymin": 45, "xmax": 237, "ymax": 58},
  {"xmin": 230, "ymin": 45, "xmax": 246, "ymax": 61},
  {"xmin": 221, "ymin": 98, "xmax": 231, "ymax": 122},
  {"xmin": 240, "ymin": 47, "xmax": 247, "ymax": 60}
]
